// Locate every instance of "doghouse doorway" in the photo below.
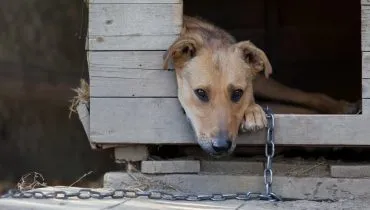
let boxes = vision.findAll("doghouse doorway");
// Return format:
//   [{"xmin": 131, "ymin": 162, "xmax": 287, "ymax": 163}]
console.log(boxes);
[{"xmin": 183, "ymin": 0, "xmax": 362, "ymax": 114}]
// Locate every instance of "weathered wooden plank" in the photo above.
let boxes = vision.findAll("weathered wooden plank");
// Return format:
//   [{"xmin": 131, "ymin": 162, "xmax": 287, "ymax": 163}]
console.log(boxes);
[
  {"xmin": 363, "ymin": 0, "xmax": 370, "ymax": 5},
  {"xmin": 364, "ymin": 78, "xmax": 370, "ymax": 98},
  {"xmin": 88, "ymin": 51, "xmax": 165, "ymax": 70},
  {"xmin": 89, "ymin": 0, "xmax": 181, "ymax": 3},
  {"xmin": 363, "ymin": 6, "xmax": 370, "ymax": 51},
  {"xmin": 363, "ymin": 99, "xmax": 370, "ymax": 115},
  {"xmin": 90, "ymin": 98, "xmax": 193, "ymax": 144},
  {"xmin": 88, "ymin": 35, "xmax": 178, "ymax": 51},
  {"xmin": 364, "ymin": 52, "xmax": 370, "ymax": 78},
  {"xmin": 90, "ymin": 98, "xmax": 370, "ymax": 145},
  {"xmin": 90, "ymin": 68, "xmax": 177, "ymax": 97},
  {"xmin": 89, "ymin": 62, "xmax": 370, "ymax": 98},
  {"xmin": 141, "ymin": 160, "xmax": 200, "ymax": 174},
  {"xmin": 88, "ymin": 4, "xmax": 182, "ymax": 36},
  {"xmin": 331, "ymin": 164, "xmax": 370, "ymax": 178}
]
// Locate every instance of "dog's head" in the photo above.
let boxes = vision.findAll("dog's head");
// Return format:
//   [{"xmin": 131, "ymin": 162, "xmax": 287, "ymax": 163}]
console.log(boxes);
[{"xmin": 164, "ymin": 36, "xmax": 272, "ymax": 156}]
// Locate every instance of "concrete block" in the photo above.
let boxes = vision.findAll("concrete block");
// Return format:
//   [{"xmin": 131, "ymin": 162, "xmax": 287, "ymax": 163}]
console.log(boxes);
[
  {"xmin": 331, "ymin": 164, "xmax": 370, "ymax": 178},
  {"xmin": 114, "ymin": 146, "xmax": 148, "ymax": 162},
  {"xmin": 141, "ymin": 160, "xmax": 200, "ymax": 174},
  {"xmin": 200, "ymin": 161, "xmax": 263, "ymax": 175},
  {"xmin": 104, "ymin": 172, "xmax": 370, "ymax": 200}
]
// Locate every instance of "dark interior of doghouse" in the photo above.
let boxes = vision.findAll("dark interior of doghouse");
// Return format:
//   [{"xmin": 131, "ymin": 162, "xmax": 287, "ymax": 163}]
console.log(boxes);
[{"xmin": 183, "ymin": 0, "xmax": 362, "ymax": 114}]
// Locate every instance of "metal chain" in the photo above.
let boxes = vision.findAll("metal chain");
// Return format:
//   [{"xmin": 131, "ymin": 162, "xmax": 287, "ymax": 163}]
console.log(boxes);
[
  {"xmin": 0, "ymin": 107, "xmax": 281, "ymax": 202},
  {"xmin": 262, "ymin": 106, "xmax": 281, "ymax": 201},
  {"xmin": 1, "ymin": 189, "xmax": 281, "ymax": 201}
]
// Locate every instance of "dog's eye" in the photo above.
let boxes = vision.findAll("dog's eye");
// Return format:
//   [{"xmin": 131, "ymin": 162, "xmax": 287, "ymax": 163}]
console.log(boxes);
[
  {"xmin": 231, "ymin": 89, "xmax": 244, "ymax": 102},
  {"xmin": 194, "ymin": 89, "xmax": 209, "ymax": 102}
]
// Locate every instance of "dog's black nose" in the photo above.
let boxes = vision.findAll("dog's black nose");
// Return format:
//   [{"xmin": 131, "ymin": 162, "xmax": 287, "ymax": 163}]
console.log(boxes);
[{"xmin": 212, "ymin": 139, "xmax": 232, "ymax": 153}]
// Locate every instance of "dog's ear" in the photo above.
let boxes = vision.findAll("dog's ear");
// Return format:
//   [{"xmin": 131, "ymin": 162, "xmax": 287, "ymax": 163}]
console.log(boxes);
[
  {"xmin": 163, "ymin": 37, "xmax": 200, "ymax": 70},
  {"xmin": 235, "ymin": 41, "xmax": 273, "ymax": 78}
]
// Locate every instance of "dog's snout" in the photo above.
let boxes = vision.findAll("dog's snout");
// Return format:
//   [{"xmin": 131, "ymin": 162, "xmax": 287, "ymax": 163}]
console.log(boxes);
[{"xmin": 211, "ymin": 138, "xmax": 232, "ymax": 153}]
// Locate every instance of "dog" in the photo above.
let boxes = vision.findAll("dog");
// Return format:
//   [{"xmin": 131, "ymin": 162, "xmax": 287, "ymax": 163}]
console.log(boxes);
[{"xmin": 163, "ymin": 16, "xmax": 360, "ymax": 157}]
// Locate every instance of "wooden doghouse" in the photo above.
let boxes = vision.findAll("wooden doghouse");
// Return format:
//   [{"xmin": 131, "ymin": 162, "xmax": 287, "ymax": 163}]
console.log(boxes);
[{"xmin": 86, "ymin": 0, "xmax": 370, "ymax": 160}]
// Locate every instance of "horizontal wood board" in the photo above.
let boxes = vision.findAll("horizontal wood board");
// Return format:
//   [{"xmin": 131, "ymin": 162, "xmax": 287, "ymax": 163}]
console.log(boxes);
[
  {"xmin": 88, "ymin": 51, "xmax": 165, "ymax": 70},
  {"xmin": 90, "ymin": 68, "xmax": 370, "ymax": 99},
  {"xmin": 89, "ymin": 0, "xmax": 181, "ymax": 3},
  {"xmin": 89, "ymin": 4, "xmax": 182, "ymax": 36},
  {"xmin": 90, "ymin": 98, "xmax": 370, "ymax": 145},
  {"xmin": 88, "ymin": 51, "xmax": 370, "ymax": 98},
  {"xmin": 88, "ymin": 35, "xmax": 179, "ymax": 51},
  {"xmin": 87, "ymin": 5, "xmax": 368, "ymax": 51},
  {"xmin": 88, "ymin": 3, "xmax": 182, "ymax": 50},
  {"xmin": 90, "ymin": 67, "xmax": 177, "ymax": 97}
]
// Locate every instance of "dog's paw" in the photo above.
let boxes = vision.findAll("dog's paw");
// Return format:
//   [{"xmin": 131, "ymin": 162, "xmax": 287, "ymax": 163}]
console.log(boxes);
[{"xmin": 240, "ymin": 104, "xmax": 267, "ymax": 132}]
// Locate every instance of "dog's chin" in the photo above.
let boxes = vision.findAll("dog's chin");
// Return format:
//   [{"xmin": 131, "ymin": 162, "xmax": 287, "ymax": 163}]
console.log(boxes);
[
  {"xmin": 196, "ymin": 138, "xmax": 236, "ymax": 158},
  {"xmin": 183, "ymin": 115, "xmax": 236, "ymax": 157}
]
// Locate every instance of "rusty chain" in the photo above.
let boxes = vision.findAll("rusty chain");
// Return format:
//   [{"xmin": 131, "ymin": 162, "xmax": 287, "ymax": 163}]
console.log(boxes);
[{"xmin": 0, "ymin": 107, "xmax": 281, "ymax": 202}]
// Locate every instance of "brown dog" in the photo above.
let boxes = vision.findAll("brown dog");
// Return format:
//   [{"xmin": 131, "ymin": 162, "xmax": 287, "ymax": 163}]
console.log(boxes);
[{"xmin": 163, "ymin": 16, "xmax": 360, "ymax": 156}]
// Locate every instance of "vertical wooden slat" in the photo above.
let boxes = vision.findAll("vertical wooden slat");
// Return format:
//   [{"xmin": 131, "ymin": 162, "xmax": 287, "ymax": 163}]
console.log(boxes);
[
  {"xmin": 362, "ymin": 5, "xmax": 370, "ymax": 51},
  {"xmin": 363, "ymin": 4, "xmax": 370, "ymax": 114},
  {"xmin": 363, "ymin": 52, "xmax": 370, "ymax": 78},
  {"xmin": 363, "ymin": 79, "xmax": 370, "ymax": 98},
  {"xmin": 362, "ymin": 0, "xmax": 370, "ymax": 6},
  {"xmin": 363, "ymin": 99, "xmax": 370, "ymax": 115}
]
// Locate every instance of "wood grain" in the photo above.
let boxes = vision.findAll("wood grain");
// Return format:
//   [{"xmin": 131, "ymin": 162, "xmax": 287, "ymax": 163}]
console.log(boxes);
[
  {"xmin": 89, "ymin": 67, "xmax": 177, "ymax": 97},
  {"xmin": 89, "ymin": 58, "xmax": 370, "ymax": 98},
  {"xmin": 363, "ymin": 99, "xmax": 370, "ymax": 115},
  {"xmin": 90, "ymin": 98, "xmax": 370, "ymax": 145},
  {"xmin": 88, "ymin": 35, "xmax": 178, "ymax": 51},
  {"xmin": 364, "ymin": 79, "xmax": 370, "ymax": 98},
  {"xmin": 89, "ymin": 0, "xmax": 181, "ymax": 3},
  {"xmin": 88, "ymin": 4, "xmax": 182, "ymax": 36},
  {"xmin": 88, "ymin": 51, "xmax": 166, "ymax": 70},
  {"xmin": 363, "ymin": 6, "xmax": 370, "ymax": 51},
  {"xmin": 364, "ymin": 52, "xmax": 370, "ymax": 78},
  {"xmin": 363, "ymin": 0, "xmax": 370, "ymax": 6}
]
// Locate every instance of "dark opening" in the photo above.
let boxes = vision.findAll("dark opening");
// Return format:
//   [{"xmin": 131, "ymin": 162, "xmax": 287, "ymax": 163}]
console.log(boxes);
[{"xmin": 184, "ymin": 0, "xmax": 362, "ymax": 113}]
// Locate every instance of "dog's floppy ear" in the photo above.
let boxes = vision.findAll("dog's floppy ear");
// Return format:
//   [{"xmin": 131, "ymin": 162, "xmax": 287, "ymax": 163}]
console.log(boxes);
[
  {"xmin": 235, "ymin": 41, "xmax": 273, "ymax": 78},
  {"xmin": 163, "ymin": 37, "xmax": 200, "ymax": 70}
]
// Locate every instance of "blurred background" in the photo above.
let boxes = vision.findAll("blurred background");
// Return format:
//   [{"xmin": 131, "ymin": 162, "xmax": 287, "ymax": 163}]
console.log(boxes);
[{"xmin": 0, "ymin": 0, "xmax": 116, "ymax": 191}]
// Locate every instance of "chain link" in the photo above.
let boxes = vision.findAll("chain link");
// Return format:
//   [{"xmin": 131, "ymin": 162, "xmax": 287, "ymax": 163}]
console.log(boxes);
[
  {"xmin": 263, "ymin": 107, "xmax": 277, "ymax": 200},
  {"xmin": 1, "ymin": 189, "xmax": 281, "ymax": 201},
  {"xmin": 0, "ymin": 107, "xmax": 281, "ymax": 202}
]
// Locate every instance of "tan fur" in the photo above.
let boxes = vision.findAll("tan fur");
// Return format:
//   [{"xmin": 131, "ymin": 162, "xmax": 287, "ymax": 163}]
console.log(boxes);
[{"xmin": 163, "ymin": 15, "xmax": 359, "ymax": 155}]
